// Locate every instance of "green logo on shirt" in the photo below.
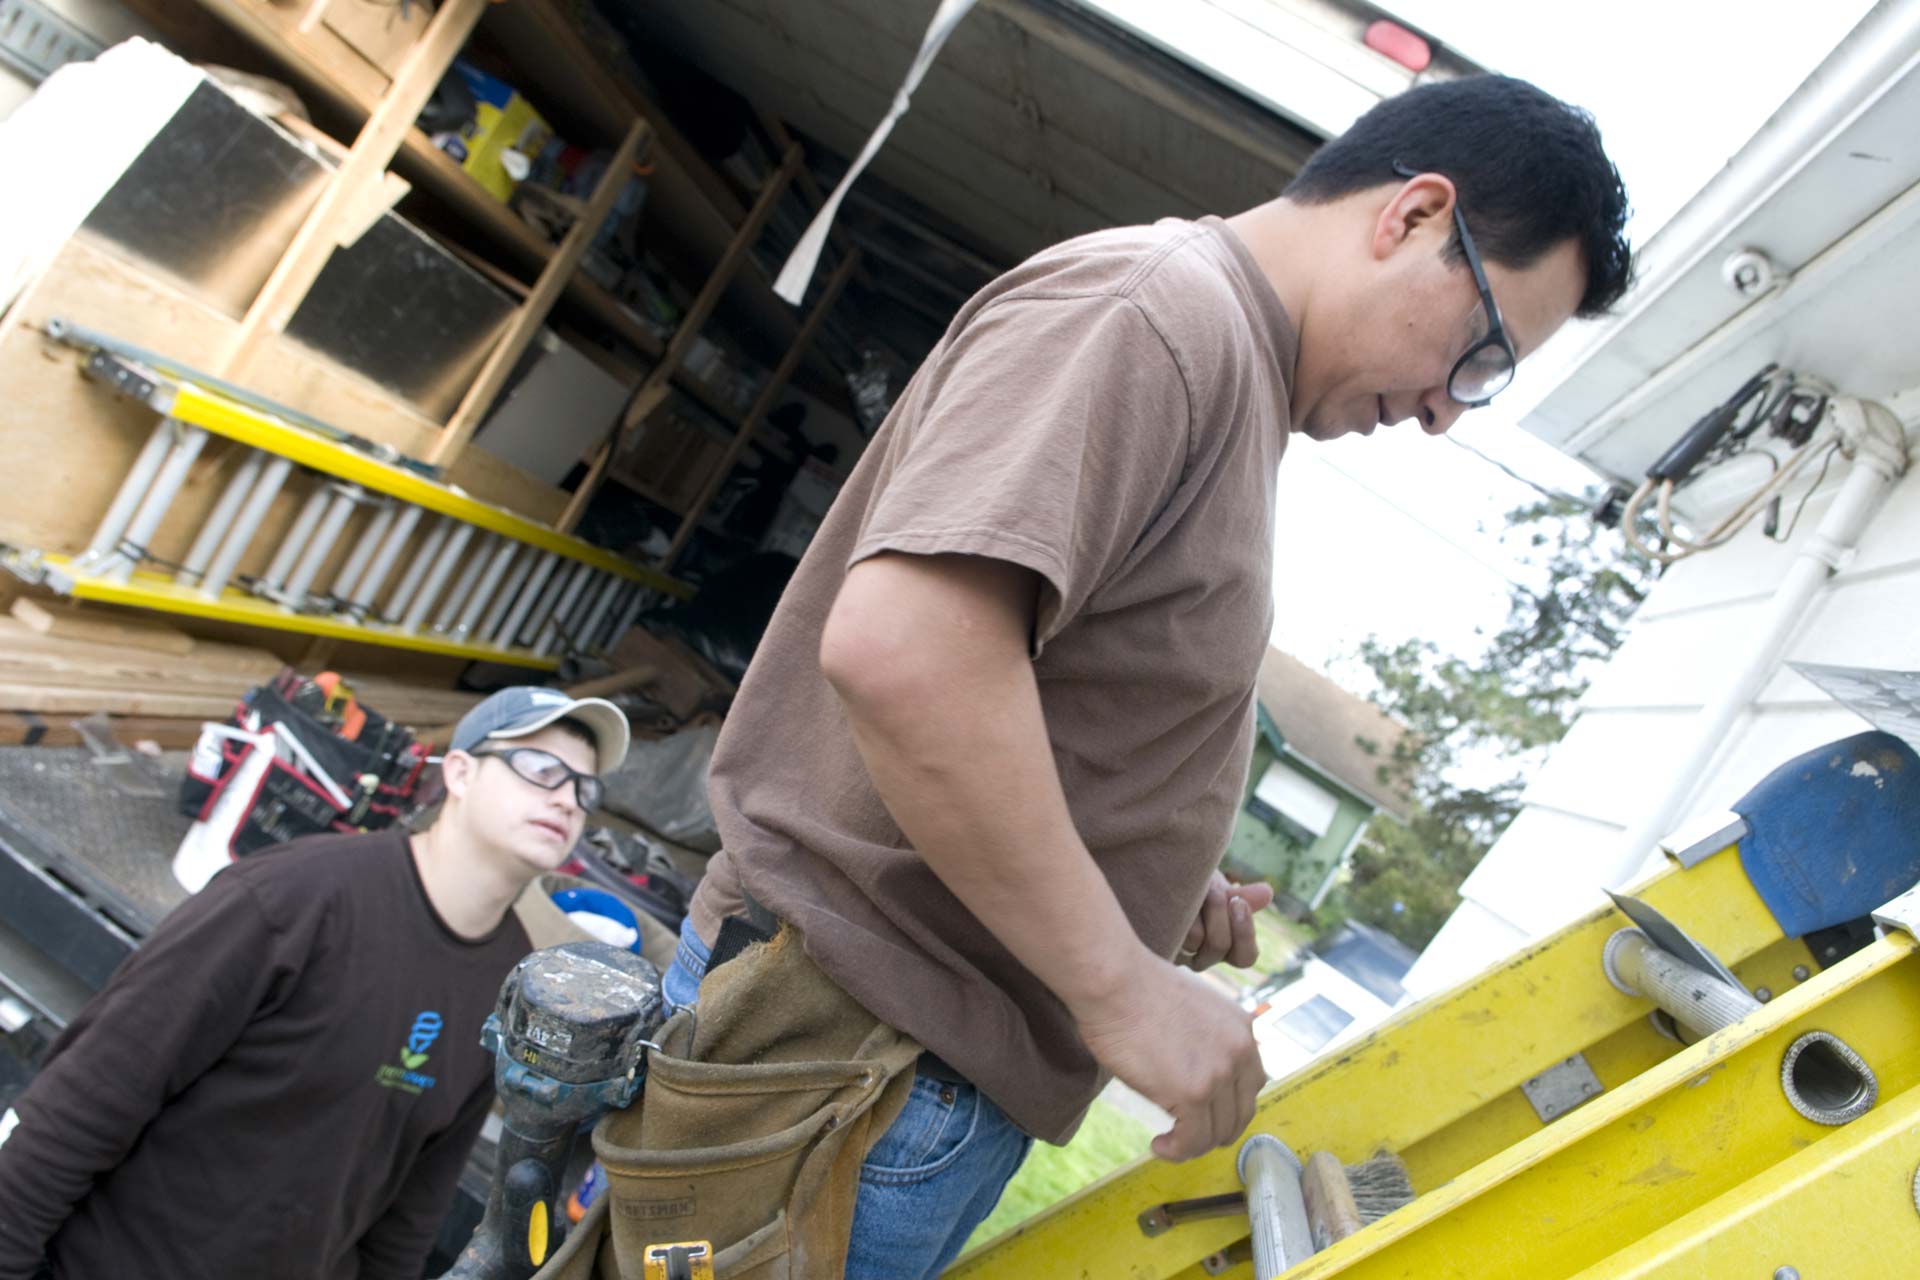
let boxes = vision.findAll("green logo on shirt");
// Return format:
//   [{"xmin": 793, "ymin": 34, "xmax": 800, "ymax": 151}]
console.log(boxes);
[{"xmin": 376, "ymin": 1010, "xmax": 443, "ymax": 1094}]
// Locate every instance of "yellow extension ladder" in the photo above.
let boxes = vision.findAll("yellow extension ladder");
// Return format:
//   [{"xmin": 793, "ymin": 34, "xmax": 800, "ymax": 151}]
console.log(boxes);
[
  {"xmin": 953, "ymin": 837, "xmax": 1920, "ymax": 1278},
  {"xmin": 2, "ymin": 320, "xmax": 691, "ymax": 672}
]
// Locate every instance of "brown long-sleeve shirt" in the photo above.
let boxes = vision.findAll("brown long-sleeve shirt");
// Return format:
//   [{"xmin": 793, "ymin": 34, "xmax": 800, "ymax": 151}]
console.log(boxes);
[{"xmin": 0, "ymin": 828, "xmax": 530, "ymax": 1280}]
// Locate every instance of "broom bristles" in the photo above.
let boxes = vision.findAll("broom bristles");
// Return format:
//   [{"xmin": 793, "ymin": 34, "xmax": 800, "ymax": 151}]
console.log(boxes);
[{"xmin": 1346, "ymin": 1152, "xmax": 1415, "ymax": 1222}]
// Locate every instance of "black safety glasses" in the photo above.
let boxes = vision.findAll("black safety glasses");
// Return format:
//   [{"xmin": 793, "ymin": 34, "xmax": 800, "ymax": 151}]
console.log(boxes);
[{"xmin": 471, "ymin": 746, "xmax": 604, "ymax": 812}]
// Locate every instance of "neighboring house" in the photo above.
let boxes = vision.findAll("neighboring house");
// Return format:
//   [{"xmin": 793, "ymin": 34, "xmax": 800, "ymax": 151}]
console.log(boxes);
[
  {"xmin": 1406, "ymin": 6, "xmax": 1920, "ymax": 996},
  {"xmin": 1250, "ymin": 919, "xmax": 1416, "ymax": 1080},
  {"xmin": 1223, "ymin": 648, "xmax": 1411, "ymax": 913}
]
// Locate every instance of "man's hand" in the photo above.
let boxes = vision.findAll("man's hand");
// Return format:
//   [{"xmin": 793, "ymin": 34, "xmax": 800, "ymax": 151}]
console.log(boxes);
[
  {"xmin": 1073, "ymin": 947, "xmax": 1265, "ymax": 1161},
  {"xmin": 1178, "ymin": 873, "xmax": 1276, "ymax": 971}
]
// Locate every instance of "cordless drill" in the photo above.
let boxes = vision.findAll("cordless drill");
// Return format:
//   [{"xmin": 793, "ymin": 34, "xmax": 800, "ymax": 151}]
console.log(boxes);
[{"xmin": 446, "ymin": 940, "xmax": 667, "ymax": 1280}]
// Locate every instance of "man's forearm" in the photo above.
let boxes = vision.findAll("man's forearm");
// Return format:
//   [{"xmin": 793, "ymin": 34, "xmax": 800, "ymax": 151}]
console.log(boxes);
[
  {"xmin": 823, "ymin": 553, "xmax": 1264, "ymax": 1161},
  {"xmin": 823, "ymin": 556, "xmax": 1148, "ymax": 1015}
]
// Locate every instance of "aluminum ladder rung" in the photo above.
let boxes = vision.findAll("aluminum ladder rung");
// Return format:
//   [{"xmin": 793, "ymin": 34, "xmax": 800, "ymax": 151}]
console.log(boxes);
[
  {"xmin": 430, "ymin": 532, "xmax": 498, "ymax": 635},
  {"xmin": 342, "ymin": 504, "xmax": 422, "ymax": 621},
  {"xmin": 256, "ymin": 483, "xmax": 332, "ymax": 597},
  {"xmin": 199, "ymin": 455, "xmax": 293, "ymax": 599},
  {"xmin": 278, "ymin": 483, "xmax": 364, "ymax": 608},
  {"xmin": 402, "ymin": 522, "xmax": 475, "ymax": 633},
  {"xmin": 177, "ymin": 448, "xmax": 265, "ymax": 588},
  {"xmin": 451, "ymin": 539, "xmax": 521, "ymax": 641}
]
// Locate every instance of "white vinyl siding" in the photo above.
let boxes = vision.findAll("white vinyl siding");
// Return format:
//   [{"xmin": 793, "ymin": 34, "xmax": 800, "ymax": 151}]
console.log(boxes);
[{"xmin": 1405, "ymin": 462, "xmax": 1920, "ymax": 997}]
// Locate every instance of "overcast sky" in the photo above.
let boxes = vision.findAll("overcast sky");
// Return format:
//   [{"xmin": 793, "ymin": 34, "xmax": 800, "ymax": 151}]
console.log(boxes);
[{"xmin": 1258, "ymin": 0, "xmax": 1880, "ymax": 678}]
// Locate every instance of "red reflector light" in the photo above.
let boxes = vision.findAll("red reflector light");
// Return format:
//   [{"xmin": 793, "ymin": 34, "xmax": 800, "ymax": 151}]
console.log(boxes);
[{"xmin": 1365, "ymin": 19, "xmax": 1432, "ymax": 73}]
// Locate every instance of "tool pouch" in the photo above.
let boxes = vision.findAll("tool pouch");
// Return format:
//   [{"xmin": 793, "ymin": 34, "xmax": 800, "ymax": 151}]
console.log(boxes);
[{"xmin": 571, "ymin": 926, "xmax": 921, "ymax": 1279}]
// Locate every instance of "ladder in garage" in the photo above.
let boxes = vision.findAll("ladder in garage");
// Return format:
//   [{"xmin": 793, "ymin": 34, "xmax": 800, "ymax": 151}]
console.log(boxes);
[
  {"xmin": 1, "ymin": 323, "xmax": 692, "ymax": 672},
  {"xmin": 0, "ymin": 0, "xmax": 697, "ymax": 673}
]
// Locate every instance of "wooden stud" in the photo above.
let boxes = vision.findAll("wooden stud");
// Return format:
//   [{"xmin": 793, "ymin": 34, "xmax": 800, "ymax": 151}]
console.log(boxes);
[
  {"xmin": 333, "ymin": 170, "xmax": 413, "ymax": 250},
  {"xmin": 663, "ymin": 249, "xmax": 860, "ymax": 568},
  {"xmin": 558, "ymin": 145, "xmax": 803, "ymax": 533},
  {"xmin": 10, "ymin": 598, "xmax": 196, "ymax": 655},
  {"xmin": 564, "ymin": 663, "xmax": 661, "ymax": 701},
  {"xmin": 266, "ymin": 114, "xmax": 413, "ymax": 249},
  {"xmin": 323, "ymin": 0, "xmax": 437, "ymax": 77},
  {"xmin": 0, "ymin": 712, "xmax": 209, "ymax": 751},
  {"xmin": 618, "ymin": 144, "xmax": 802, "ymax": 439},
  {"xmin": 299, "ymin": 636, "xmax": 341, "ymax": 670},
  {"xmin": 218, "ymin": 0, "xmax": 490, "ymax": 378},
  {"xmin": 428, "ymin": 118, "xmax": 651, "ymax": 468},
  {"xmin": 295, "ymin": 0, "xmax": 332, "ymax": 35}
]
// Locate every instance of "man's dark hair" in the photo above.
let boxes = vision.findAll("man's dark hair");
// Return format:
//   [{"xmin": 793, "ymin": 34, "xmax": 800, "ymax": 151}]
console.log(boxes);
[{"xmin": 1285, "ymin": 75, "xmax": 1632, "ymax": 317}]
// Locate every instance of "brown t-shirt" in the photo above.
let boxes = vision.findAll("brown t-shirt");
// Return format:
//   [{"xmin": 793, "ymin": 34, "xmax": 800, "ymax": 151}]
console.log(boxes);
[{"xmin": 691, "ymin": 216, "xmax": 1296, "ymax": 1143}]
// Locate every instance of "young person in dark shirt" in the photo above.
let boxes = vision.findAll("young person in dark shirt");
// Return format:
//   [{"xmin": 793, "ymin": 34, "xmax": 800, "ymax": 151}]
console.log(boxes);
[{"xmin": 0, "ymin": 686, "xmax": 629, "ymax": 1280}]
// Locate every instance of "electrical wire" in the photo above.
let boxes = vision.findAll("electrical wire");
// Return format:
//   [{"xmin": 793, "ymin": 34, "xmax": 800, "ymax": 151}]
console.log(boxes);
[
  {"xmin": 1624, "ymin": 421, "xmax": 1834, "ymax": 563},
  {"xmin": 1310, "ymin": 455, "xmax": 1531, "ymax": 590},
  {"xmin": 1621, "ymin": 369, "xmax": 1844, "ymax": 565},
  {"xmin": 1771, "ymin": 439, "xmax": 1844, "ymax": 544},
  {"xmin": 1442, "ymin": 433, "xmax": 1585, "ymax": 505}
]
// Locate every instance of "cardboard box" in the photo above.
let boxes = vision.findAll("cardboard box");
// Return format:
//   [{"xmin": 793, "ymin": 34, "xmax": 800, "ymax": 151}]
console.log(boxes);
[{"xmin": 431, "ymin": 61, "xmax": 552, "ymax": 203}]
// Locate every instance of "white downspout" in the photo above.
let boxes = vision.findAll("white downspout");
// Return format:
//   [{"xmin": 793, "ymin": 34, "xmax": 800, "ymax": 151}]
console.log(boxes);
[{"xmin": 1598, "ymin": 398, "xmax": 1911, "ymax": 888}]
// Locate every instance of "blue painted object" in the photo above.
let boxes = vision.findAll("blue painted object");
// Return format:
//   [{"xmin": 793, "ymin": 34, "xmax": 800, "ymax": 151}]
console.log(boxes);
[
  {"xmin": 550, "ymin": 886, "xmax": 642, "ymax": 953},
  {"xmin": 575, "ymin": 1161, "xmax": 606, "ymax": 1211},
  {"xmin": 1736, "ymin": 730, "xmax": 1920, "ymax": 937}
]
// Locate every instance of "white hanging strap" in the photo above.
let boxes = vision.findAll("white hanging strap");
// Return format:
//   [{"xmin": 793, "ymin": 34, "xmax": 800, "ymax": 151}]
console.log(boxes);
[{"xmin": 772, "ymin": 0, "xmax": 980, "ymax": 305}]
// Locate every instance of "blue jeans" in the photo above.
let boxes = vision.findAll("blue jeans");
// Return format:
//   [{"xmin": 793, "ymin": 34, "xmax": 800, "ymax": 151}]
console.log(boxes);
[{"xmin": 665, "ymin": 919, "xmax": 1032, "ymax": 1279}]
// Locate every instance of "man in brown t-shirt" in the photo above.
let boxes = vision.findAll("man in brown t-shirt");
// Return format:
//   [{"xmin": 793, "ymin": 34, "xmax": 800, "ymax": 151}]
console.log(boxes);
[{"xmin": 670, "ymin": 74, "xmax": 1634, "ymax": 1276}]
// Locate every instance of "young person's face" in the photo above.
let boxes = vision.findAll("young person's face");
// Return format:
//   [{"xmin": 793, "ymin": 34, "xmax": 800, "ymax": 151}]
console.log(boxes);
[{"xmin": 448, "ymin": 724, "xmax": 600, "ymax": 875}]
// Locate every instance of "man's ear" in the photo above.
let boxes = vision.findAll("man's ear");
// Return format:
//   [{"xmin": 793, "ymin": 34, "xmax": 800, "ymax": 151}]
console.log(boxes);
[
  {"xmin": 440, "ymin": 749, "xmax": 476, "ymax": 805},
  {"xmin": 1370, "ymin": 172, "xmax": 1456, "ymax": 262}
]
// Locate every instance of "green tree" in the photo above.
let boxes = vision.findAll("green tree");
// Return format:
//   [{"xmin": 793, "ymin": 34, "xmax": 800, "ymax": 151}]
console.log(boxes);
[{"xmin": 1320, "ymin": 497, "xmax": 1654, "ymax": 949}]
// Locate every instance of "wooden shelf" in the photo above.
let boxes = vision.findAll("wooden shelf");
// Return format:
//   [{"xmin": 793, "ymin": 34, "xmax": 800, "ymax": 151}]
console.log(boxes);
[
  {"xmin": 189, "ymin": 0, "xmax": 847, "ymax": 551},
  {"xmin": 193, "ymin": 0, "xmax": 857, "ymax": 412},
  {"xmin": 472, "ymin": 0, "xmax": 856, "ymax": 407},
  {"xmin": 278, "ymin": 78, "xmax": 779, "ymax": 451},
  {"xmin": 191, "ymin": 0, "xmax": 687, "ymax": 369},
  {"xmin": 445, "ymin": 237, "xmax": 776, "ymax": 445}
]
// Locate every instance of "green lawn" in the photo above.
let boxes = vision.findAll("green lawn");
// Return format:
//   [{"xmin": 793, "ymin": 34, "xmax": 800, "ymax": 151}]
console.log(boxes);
[{"xmin": 962, "ymin": 1098, "xmax": 1153, "ymax": 1251}]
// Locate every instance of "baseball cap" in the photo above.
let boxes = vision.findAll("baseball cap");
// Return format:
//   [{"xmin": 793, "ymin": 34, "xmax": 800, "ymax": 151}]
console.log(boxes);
[{"xmin": 449, "ymin": 687, "xmax": 630, "ymax": 775}]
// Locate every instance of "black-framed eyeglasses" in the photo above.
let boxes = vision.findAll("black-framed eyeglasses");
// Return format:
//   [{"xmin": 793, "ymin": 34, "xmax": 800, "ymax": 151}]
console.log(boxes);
[
  {"xmin": 470, "ymin": 746, "xmax": 604, "ymax": 812},
  {"xmin": 1393, "ymin": 162, "xmax": 1517, "ymax": 407}
]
